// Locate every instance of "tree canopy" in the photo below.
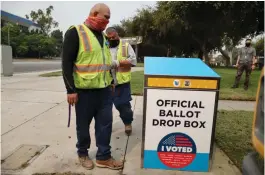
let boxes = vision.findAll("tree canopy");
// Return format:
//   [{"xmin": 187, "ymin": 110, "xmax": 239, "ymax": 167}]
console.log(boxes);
[
  {"xmin": 113, "ymin": 1, "xmax": 264, "ymax": 65},
  {"xmin": 1, "ymin": 5, "xmax": 63, "ymax": 58},
  {"xmin": 254, "ymin": 37, "xmax": 264, "ymax": 56}
]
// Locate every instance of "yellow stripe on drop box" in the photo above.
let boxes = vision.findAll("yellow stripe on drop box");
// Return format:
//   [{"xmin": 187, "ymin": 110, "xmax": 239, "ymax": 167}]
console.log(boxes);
[{"xmin": 147, "ymin": 77, "xmax": 218, "ymax": 89}]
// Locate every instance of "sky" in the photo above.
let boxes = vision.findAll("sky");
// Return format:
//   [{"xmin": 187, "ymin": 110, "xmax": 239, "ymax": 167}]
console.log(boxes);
[{"xmin": 1, "ymin": 1, "xmax": 157, "ymax": 33}]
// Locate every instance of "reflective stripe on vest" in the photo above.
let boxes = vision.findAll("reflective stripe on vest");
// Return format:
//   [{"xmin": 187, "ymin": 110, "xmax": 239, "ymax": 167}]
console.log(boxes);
[
  {"xmin": 117, "ymin": 40, "xmax": 131, "ymax": 73},
  {"xmin": 121, "ymin": 40, "xmax": 128, "ymax": 57},
  {"xmin": 115, "ymin": 40, "xmax": 131, "ymax": 85},
  {"xmin": 78, "ymin": 25, "xmax": 92, "ymax": 52},
  {"xmin": 74, "ymin": 64, "xmax": 111, "ymax": 73}
]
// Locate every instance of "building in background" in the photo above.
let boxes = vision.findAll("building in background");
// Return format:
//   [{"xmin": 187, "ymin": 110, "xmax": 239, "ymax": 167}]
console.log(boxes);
[{"xmin": 1, "ymin": 10, "xmax": 41, "ymax": 32}]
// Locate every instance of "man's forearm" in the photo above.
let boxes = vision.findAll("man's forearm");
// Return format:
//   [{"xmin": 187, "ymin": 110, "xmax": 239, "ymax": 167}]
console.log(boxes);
[
  {"xmin": 236, "ymin": 56, "xmax": 240, "ymax": 65},
  {"xmin": 252, "ymin": 56, "xmax": 256, "ymax": 64},
  {"xmin": 61, "ymin": 28, "xmax": 79, "ymax": 94},
  {"xmin": 126, "ymin": 55, "xmax": 137, "ymax": 66},
  {"xmin": 62, "ymin": 61, "xmax": 76, "ymax": 94},
  {"xmin": 119, "ymin": 57, "xmax": 136, "ymax": 67}
]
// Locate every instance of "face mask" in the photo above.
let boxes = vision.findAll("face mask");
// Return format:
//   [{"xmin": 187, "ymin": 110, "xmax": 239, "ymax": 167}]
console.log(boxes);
[
  {"xmin": 246, "ymin": 43, "xmax": 251, "ymax": 47},
  {"xmin": 85, "ymin": 16, "xmax": 109, "ymax": 31},
  {"xmin": 109, "ymin": 40, "xmax": 120, "ymax": 48}
]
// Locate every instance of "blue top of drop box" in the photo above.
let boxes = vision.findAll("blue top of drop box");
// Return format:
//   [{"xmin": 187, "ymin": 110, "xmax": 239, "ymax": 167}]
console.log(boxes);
[{"xmin": 144, "ymin": 57, "xmax": 220, "ymax": 78}]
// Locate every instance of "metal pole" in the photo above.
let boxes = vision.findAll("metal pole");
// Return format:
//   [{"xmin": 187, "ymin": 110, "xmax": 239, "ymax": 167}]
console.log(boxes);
[{"xmin": 7, "ymin": 26, "xmax": 10, "ymax": 45}]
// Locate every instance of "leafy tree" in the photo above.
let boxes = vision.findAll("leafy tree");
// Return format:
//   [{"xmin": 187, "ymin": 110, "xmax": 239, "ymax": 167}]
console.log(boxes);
[
  {"xmin": 25, "ymin": 5, "xmax": 59, "ymax": 35},
  {"xmin": 120, "ymin": 7, "xmax": 156, "ymax": 42},
  {"xmin": 16, "ymin": 43, "xmax": 29, "ymax": 56},
  {"xmin": 1, "ymin": 6, "xmax": 62, "ymax": 58},
  {"xmin": 1, "ymin": 23, "xmax": 20, "ymax": 45},
  {"xmin": 254, "ymin": 37, "xmax": 264, "ymax": 56},
  {"xmin": 154, "ymin": 1, "xmax": 264, "ymax": 64},
  {"xmin": 1, "ymin": 23, "xmax": 28, "ymax": 57},
  {"xmin": 111, "ymin": 24, "xmax": 126, "ymax": 37},
  {"xmin": 51, "ymin": 29, "xmax": 63, "ymax": 56},
  {"xmin": 40, "ymin": 36, "xmax": 57, "ymax": 57}
]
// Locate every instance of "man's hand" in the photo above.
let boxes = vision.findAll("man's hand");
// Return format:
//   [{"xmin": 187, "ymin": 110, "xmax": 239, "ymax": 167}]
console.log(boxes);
[
  {"xmin": 111, "ymin": 84, "xmax": 115, "ymax": 96},
  {"xmin": 67, "ymin": 93, "xmax": 78, "ymax": 106},
  {"xmin": 111, "ymin": 60, "xmax": 119, "ymax": 69},
  {"xmin": 119, "ymin": 60, "xmax": 132, "ymax": 68},
  {"xmin": 235, "ymin": 63, "xmax": 239, "ymax": 68},
  {"xmin": 251, "ymin": 64, "xmax": 255, "ymax": 70}
]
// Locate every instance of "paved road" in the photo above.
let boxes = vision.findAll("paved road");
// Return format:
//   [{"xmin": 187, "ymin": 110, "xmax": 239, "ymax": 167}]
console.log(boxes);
[
  {"xmin": 13, "ymin": 60, "xmax": 144, "ymax": 73},
  {"xmin": 13, "ymin": 60, "xmax": 61, "ymax": 73}
]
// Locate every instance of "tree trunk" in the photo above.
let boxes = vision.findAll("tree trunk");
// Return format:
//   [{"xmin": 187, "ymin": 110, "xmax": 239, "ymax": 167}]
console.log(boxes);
[
  {"xmin": 167, "ymin": 44, "xmax": 171, "ymax": 57},
  {"xmin": 198, "ymin": 50, "xmax": 203, "ymax": 60},
  {"xmin": 218, "ymin": 47, "xmax": 231, "ymax": 67},
  {"xmin": 201, "ymin": 44, "xmax": 209, "ymax": 64},
  {"xmin": 204, "ymin": 52, "xmax": 210, "ymax": 64}
]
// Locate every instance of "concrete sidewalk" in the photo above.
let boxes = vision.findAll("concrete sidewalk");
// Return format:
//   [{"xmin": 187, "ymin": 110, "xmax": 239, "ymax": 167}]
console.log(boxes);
[{"xmin": 1, "ymin": 72, "xmax": 252, "ymax": 175}]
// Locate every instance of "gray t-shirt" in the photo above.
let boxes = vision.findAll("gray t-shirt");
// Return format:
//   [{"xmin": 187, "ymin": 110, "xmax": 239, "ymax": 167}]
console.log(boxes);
[{"xmin": 239, "ymin": 46, "xmax": 256, "ymax": 64}]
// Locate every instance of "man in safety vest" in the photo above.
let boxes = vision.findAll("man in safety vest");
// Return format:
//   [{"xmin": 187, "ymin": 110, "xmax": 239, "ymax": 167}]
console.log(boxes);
[
  {"xmin": 62, "ymin": 3, "xmax": 123, "ymax": 170},
  {"xmin": 106, "ymin": 27, "xmax": 137, "ymax": 136}
]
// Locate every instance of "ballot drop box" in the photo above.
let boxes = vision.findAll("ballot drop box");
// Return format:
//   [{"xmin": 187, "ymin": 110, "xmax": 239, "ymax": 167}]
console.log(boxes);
[{"xmin": 141, "ymin": 57, "xmax": 221, "ymax": 172}]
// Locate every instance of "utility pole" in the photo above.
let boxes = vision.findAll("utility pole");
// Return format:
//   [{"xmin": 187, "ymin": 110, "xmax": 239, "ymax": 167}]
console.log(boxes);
[
  {"xmin": 6, "ymin": 23, "xmax": 13, "ymax": 46},
  {"xmin": 7, "ymin": 25, "xmax": 10, "ymax": 45}
]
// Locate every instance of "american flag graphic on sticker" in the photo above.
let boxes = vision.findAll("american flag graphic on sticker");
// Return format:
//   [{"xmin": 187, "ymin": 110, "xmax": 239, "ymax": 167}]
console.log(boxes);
[{"xmin": 157, "ymin": 132, "xmax": 197, "ymax": 169}]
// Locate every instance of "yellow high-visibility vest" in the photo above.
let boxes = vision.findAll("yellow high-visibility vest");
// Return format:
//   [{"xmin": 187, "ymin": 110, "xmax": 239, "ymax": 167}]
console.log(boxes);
[
  {"xmin": 70, "ymin": 24, "xmax": 112, "ymax": 89},
  {"xmin": 116, "ymin": 40, "xmax": 131, "ymax": 84}
]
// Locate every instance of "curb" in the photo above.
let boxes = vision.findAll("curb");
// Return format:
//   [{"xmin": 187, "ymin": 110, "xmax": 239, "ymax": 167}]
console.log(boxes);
[{"xmin": 13, "ymin": 69, "xmax": 62, "ymax": 76}]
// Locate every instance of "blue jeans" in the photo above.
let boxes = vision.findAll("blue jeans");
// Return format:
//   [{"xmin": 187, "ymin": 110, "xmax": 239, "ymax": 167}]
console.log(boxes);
[
  {"xmin": 113, "ymin": 83, "xmax": 133, "ymax": 125},
  {"xmin": 75, "ymin": 87, "xmax": 113, "ymax": 160}
]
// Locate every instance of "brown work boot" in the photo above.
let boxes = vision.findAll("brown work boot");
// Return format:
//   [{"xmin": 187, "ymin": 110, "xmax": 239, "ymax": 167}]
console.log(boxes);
[
  {"xmin": 79, "ymin": 156, "xmax": 94, "ymax": 170},
  {"xmin": 96, "ymin": 157, "xmax": 123, "ymax": 170},
  {"xmin": 244, "ymin": 86, "xmax": 248, "ymax": 91},
  {"xmin": 231, "ymin": 85, "xmax": 238, "ymax": 89},
  {"xmin": 125, "ymin": 124, "xmax": 132, "ymax": 136}
]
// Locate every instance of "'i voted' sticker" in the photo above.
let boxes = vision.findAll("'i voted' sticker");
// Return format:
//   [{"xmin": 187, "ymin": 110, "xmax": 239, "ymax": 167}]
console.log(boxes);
[{"xmin": 157, "ymin": 132, "xmax": 197, "ymax": 168}]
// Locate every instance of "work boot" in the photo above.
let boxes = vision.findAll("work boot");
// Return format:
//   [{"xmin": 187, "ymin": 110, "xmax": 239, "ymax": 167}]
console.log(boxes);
[
  {"xmin": 96, "ymin": 157, "xmax": 123, "ymax": 170},
  {"xmin": 79, "ymin": 156, "xmax": 94, "ymax": 170},
  {"xmin": 231, "ymin": 85, "xmax": 238, "ymax": 89},
  {"xmin": 125, "ymin": 124, "xmax": 132, "ymax": 136}
]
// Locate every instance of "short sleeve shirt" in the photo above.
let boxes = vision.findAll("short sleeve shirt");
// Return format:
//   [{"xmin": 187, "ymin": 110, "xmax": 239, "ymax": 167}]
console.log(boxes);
[{"xmin": 239, "ymin": 46, "xmax": 256, "ymax": 64}]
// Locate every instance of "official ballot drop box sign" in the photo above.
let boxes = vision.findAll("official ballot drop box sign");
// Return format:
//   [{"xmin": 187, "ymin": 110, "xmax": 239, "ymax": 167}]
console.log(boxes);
[{"xmin": 141, "ymin": 57, "xmax": 221, "ymax": 172}]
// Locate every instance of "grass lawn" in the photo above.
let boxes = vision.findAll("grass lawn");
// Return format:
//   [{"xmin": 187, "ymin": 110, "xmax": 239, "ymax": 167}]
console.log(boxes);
[
  {"xmin": 39, "ymin": 68, "xmax": 261, "ymax": 100},
  {"xmin": 129, "ymin": 68, "xmax": 261, "ymax": 100},
  {"xmin": 136, "ymin": 62, "xmax": 144, "ymax": 67},
  {"xmin": 131, "ymin": 71, "xmax": 144, "ymax": 95},
  {"xmin": 130, "ymin": 68, "xmax": 261, "ymax": 100},
  {"xmin": 214, "ymin": 68, "xmax": 261, "ymax": 101},
  {"xmin": 216, "ymin": 110, "xmax": 264, "ymax": 171}
]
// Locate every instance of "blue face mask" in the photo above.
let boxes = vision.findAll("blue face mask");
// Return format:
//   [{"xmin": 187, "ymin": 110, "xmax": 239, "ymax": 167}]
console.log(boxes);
[{"xmin": 109, "ymin": 40, "xmax": 120, "ymax": 48}]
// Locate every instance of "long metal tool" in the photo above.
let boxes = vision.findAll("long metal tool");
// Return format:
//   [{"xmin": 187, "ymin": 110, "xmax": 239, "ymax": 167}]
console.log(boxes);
[{"xmin": 68, "ymin": 104, "xmax": 71, "ymax": 127}]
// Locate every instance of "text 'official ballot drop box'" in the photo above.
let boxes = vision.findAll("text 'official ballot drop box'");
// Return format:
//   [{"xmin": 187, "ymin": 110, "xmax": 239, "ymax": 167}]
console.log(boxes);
[{"xmin": 141, "ymin": 57, "xmax": 221, "ymax": 172}]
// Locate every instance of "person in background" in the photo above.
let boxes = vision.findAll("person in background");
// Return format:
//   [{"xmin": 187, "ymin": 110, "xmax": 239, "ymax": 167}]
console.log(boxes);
[
  {"xmin": 232, "ymin": 39, "xmax": 256, "ymax": 90},
  {"xmin": 62, "ymin": 3, "xmax": 123, "ymax": 170},
  {"xmin": 106, "ymin": 27, "xmax": 137, "ymax": 136}
]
